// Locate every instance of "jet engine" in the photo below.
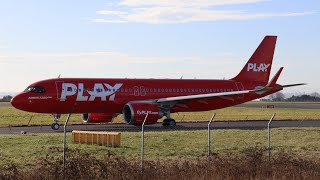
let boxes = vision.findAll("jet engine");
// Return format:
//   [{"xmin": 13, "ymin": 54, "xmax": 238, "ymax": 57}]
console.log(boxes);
[
  {"xmin": 82, "ymin": 113, "xmax": 115, "ymax": 123},
  {"xmin": 122, "ymin": 103, "xmax": 163, "ymax": 125}
]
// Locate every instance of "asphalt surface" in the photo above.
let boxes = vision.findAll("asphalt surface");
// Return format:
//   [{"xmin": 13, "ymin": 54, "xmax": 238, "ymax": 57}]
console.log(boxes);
[
  {"xmin": 1, "ymin": 120, "xmax": 320, "ymax": 134},
  {"xmin": 235, "ymin": 102, "xmax": 320, "ymax": 109}
]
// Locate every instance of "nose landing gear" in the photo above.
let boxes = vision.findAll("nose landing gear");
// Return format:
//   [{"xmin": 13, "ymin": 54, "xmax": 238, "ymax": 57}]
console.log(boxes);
[{"xmin": 51, "ymin": 114, "xmax": 61, "ymax": 130}]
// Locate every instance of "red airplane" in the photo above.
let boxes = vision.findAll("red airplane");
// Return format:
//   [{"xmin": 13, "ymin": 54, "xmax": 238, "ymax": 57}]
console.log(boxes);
[{"xmin": 11, "ymin": 36, "xmax": 304, "ymax": 130}]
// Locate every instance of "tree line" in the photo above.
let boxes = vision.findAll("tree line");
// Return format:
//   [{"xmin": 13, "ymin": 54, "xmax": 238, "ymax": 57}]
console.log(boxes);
[
  {"xmin": 0, "ymin": 95, "xmax": 13, "ymax": 102},
  {"xmin": 262, "ymin": 92, "xmax": 320, "ymax": 102}
]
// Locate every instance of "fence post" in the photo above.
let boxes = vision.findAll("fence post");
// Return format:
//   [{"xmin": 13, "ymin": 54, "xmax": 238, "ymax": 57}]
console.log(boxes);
[
  {"xmin": 208, "ymin": 113, "xmax": 216, "ymax": 160},
  {"xmin": 63, "ymin": 114, "xmax": 71, "ymax": 180},
  {"xmin": 268, "ymin": 113, "xmax": 276, "ymax": 161},
  {"xmin": 141, "ymin": 113, "xmax": 149, "ymax": 175},
  {"xmin": 27, "ymin": 115, "xmax": 33, "ymax": 126}
]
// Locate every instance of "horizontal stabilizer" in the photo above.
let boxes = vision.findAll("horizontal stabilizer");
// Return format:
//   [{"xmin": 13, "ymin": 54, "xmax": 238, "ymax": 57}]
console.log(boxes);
[{"xmin": 274, "ymin": 83, "xmax": 307, "ymax": 89}]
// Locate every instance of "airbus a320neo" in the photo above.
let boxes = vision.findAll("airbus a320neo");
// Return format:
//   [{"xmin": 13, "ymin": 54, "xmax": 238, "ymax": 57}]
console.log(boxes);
[{"xmin": 11, "ymin": 36, "xmax": 305, "ymax": 130}]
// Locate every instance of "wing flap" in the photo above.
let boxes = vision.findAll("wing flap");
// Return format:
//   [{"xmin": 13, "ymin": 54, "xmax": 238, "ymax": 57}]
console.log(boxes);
[{"xmin": 156, "ymin": 90, "xmax": 252, "ymax": 103}]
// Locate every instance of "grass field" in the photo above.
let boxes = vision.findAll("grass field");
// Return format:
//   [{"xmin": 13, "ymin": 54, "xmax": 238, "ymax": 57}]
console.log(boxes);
[
  {"xmin": 0, "ymin": 128, "xmax": 319, "ymax": 169},
  {"xmin": 1, "ymin": 102, "xmax": 319, "ymax": 179},
  {"xmin": 0, "ymin": 102, "xmax": 320, "ymax": 127}
]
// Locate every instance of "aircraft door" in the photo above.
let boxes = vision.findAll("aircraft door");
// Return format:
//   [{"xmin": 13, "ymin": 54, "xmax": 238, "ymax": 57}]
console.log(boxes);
[
  {"xmin": 55, "ymin": 81, "xmax": 65, "ymax": 101},
  {"xmin": 235, "ymin": 82, "xmax": 244, "ymax": 99},
  {"xmin": 134, "ymin": 86, "xmax": 139, "ymax": 96},
  {"xmin": 140, "ymin": 86, "xmax": 146, "ymax": 96}
]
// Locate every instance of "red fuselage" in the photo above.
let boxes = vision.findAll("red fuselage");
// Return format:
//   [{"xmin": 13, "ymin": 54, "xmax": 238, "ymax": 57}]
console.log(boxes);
[{"xmin": 11, "ymin": 78, "xmax": 279, "ymax": 114}]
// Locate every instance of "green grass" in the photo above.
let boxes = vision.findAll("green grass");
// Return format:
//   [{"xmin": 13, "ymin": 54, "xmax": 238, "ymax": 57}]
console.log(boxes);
[
  {"xmin": 1, "ymin": 104, "xmax": 320, "ymax": 127},
  {"xmin": 0, "ymin": 128, "xmax": 319, "ymax": 169},
  {"xmin": 245, "ymin": 101, "xmax": 320, "ymax": 104}
]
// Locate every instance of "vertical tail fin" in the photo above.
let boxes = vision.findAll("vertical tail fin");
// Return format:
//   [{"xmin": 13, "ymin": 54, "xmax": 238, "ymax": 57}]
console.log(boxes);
[{"xmin": 231, "ymin": 36, "xmax": 277, "ymax": 83}]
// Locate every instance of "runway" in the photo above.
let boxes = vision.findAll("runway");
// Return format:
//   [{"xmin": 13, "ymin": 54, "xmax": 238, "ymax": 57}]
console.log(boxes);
[
  {"xmin": 235, "ymin": 102, "xmax": 320, "ymax": 109},
  {"xmin": 0, "ymin": 120, "xmax": 320, "ymax": 134}
]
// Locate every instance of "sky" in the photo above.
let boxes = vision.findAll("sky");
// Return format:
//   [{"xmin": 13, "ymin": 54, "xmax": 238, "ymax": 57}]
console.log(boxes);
[{"xmin": 0, "ymin": 0, "xmax": 319, "ymax": 96}]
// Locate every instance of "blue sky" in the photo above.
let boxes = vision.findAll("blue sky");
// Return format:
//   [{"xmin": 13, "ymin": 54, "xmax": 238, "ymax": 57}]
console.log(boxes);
[{"xmin": 0, "ymin": 0, "xmax": 319, "ymax": 95}]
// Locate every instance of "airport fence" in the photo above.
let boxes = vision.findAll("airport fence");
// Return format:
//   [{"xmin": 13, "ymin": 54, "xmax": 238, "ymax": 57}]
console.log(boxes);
[{"xmin": 0, "ymin": 112, "xmax": 320, "ymax": 179}]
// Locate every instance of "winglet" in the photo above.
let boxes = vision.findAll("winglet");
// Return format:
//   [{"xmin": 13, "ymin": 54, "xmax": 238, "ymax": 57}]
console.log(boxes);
[
  {"xmin": 254, "ymin": 67, "xmax": 306, "ymax": 94},
  {"xmin": 266, "ymin": 67, "xmax": 283, "ymax": 87}
]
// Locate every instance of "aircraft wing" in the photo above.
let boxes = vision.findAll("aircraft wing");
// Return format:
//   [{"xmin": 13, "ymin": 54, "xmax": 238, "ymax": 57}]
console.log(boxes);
[{"xmin": 156, "ymin": 90, "xmax": 252, "ymax": 103}]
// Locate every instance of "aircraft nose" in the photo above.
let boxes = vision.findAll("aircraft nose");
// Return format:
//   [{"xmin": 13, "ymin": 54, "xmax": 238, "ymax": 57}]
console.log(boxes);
[{"xmin": 10, "ymin": 94, "xmax": 24, "ymax": 110}]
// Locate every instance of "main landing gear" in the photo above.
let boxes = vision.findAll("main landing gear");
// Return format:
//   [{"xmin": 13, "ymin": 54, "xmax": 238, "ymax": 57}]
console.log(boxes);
[
  {"xmin": 162, "ymin": 119, "xmax": 176, "ymax": 127},
  {"xmin": 161, "ymin": 110, "xmax": 176, "ymax": 127},
  {"xmin": 51, "ymin": 114, "xmax": 61, "ymax": 130}
]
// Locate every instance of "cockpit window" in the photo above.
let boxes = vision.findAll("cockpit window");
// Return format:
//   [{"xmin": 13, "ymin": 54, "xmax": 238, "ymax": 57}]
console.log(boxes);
[{"xmin": 24, "ymin": 86, "xmax": 46, "ymax": 93}]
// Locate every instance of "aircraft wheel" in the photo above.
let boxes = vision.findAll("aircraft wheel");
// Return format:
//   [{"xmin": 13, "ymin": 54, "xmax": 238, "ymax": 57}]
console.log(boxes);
[
  {"xmin": 162, "ymin": 119, "xmax": 176, "ymax": 127},
  {"xmin": 51, "ymin": 123, "xmax": 60, "ymax": 130},
  {"xmin": 169, "ymin": 119, "xmax": 176, "ymax": 127}
]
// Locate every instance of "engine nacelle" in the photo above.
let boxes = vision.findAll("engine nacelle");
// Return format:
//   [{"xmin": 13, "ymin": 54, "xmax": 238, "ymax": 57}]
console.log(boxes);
[
  {"xmin": 122, "ymin": 103, "xmax": 163, "ymax": 125},
  {"xmin": 82, "ymin": 113, "xmax": 115, "ymax": 123}
]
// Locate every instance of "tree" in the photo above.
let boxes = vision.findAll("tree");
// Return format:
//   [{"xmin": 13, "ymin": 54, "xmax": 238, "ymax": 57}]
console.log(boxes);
[
  {"xmin": 0, "ymin": 95, "xmax": 12, "ymax": 102},
  {"xmin": 310, "ymin": 92, "xmax": 320, "ymax": 98},
  {"xmin": 269, "ymin": 92, "xmax": 285, "ymax": 101}
]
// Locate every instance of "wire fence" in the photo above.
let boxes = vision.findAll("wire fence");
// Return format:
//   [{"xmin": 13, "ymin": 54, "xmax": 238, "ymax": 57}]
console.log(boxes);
[{"xmin": 1, "ymin": 102, "xmax": 320, "ymax": 179}]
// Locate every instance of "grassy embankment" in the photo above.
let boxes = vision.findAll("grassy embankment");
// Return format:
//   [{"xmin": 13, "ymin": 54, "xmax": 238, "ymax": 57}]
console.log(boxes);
[
  {"xmin": 1, "ymin": 101, "xmax": 320, "ymax": 127},
  {"xmin": 0, "ymin": 128, "xmax": 319, "ymax": 169}
]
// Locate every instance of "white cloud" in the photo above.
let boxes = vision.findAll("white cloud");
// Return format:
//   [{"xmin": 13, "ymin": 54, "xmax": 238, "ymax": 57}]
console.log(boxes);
[
  {"xmin": 0, "ymin": 51, "xmax": 242, "ymax": 92},
  {"xmin": 89, "ymin": 0, "xmax": 313, "ymax": 24},
  {"xmin": 96, "ymin": 10, "xmax": 128, "ymax": 16},
  {"xmin": 120, "ymin": 0, "xmax": 269, "ymax": 7},
  {"xmin": 0, "ymin": 51, "xmax": 234, "ymax": 66}
]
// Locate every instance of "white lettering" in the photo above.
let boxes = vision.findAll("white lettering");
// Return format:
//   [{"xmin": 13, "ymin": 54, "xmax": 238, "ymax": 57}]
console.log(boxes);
[
  {"xmin": 247, "ymin": 63, "xmax": 254, "ymax": 71},
  {"xmin": 247, "ymin": 63, "xmax": 270, "ymax": 72},
  {"xmin": 76, "ymin": 83, "xmax": 88, "ymax": 101},
  {"xmin": 137, "ymin": 110, "xmax": 159, "ymax": 115},
  {"xmin": 60, "ymin": 83, "xmax": 77, "ymax": 101},
  {"xmin": 60, "ymin": 83, "xmax": 123, "ymax": 101}
]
